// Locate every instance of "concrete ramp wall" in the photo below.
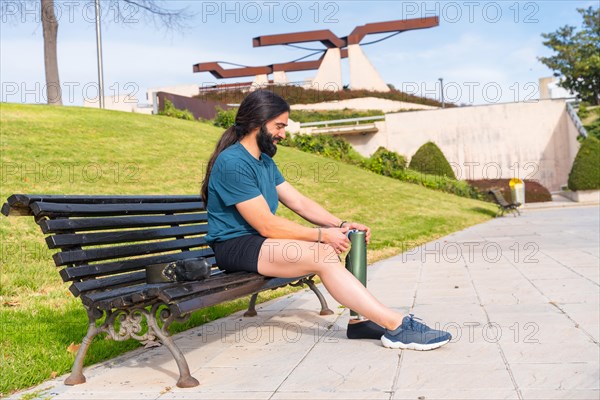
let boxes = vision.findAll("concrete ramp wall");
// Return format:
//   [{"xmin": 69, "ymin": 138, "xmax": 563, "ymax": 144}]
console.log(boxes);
[{"xmin": 347, "ymin": 99, "xmax": 580, "ymax": 192}]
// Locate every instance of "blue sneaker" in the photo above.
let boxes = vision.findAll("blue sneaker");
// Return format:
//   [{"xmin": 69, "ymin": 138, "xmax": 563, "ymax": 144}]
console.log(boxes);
[{"xmin": 381, "ymin": 314, "xmax": 451, "ymax": 351}]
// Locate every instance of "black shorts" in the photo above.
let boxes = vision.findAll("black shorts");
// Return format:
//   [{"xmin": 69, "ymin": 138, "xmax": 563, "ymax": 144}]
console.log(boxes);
[{"xmin": 210, "ymin": 234, "xmax": 267, "ymax": 273}]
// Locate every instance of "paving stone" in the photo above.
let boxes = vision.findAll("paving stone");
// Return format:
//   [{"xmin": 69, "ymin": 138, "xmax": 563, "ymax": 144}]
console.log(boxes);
[
  {"xmin": 272, "ymin": 392, "xmax": 390, "ymax": 399},
  {"xmin": 392, "ymin": 362, "xmax": 514, "ymax": 391},
  {"xmin": 159, "ymin": 391, "xmax": 272, "ymax": 400},
  {"xmin": 519, "ymin": 389, "xmax": 600, "ymax": 399},
  {"xmin": 510, "ymin": 362, "xmax": 599, "ymax": 390},
  {"xmin": 392, "ymin": 389, "xmax": 519, "ymax": 399},
  {"xmin": 276, "ymin": 337, "xmax": 398, "ymax": 393}
]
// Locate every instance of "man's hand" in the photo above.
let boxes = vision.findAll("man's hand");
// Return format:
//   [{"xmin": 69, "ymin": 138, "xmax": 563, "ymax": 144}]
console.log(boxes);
[
  {"xmin": 344, "ymin": 222, "xmax": 372, "ymax": 244},
  {"xmin": 322, "ymin": 227, "xmax": 350, "ymax": 254}
]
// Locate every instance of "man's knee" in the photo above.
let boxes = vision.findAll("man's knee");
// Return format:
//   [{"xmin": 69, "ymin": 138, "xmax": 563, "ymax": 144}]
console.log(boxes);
[{"xmin": 313, "ymin": 244, "xmax": 342, "ymax": 268}]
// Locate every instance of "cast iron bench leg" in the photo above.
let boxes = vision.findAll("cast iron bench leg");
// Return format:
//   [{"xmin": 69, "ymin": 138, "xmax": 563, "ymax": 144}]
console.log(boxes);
[
  {"xmin": 146, "ymin": 310, "xmax": 199, "ymax": 388},
  {"xmin": 244, "ymin": 293, "xmax": 259, "ymax": 317},
  {"xmin": 245, "ymin": 277, "xmax": 334, "ymax": 318},
  {"xmin": 65, "ymin": 311, "xmax": 100, "ymax": 385},
  {"xmin": 304, "ymin": 277, "xmax": 334, "ymax": 316}
]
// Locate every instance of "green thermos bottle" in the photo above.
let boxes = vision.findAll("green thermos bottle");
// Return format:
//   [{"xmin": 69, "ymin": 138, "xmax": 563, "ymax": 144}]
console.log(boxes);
[{"xmin": 345, "ymin": 229, "xmax": 367, "ymax": 318}]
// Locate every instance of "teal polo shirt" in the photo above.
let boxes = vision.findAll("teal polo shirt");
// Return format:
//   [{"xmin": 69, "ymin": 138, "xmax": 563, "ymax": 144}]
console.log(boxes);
[{"xmin": 204, "ymin": 142, "xmax": 285, "ymax": 245}]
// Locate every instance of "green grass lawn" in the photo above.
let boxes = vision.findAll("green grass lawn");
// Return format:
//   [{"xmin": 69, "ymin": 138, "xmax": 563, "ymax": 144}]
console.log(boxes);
[{"xmin": 0, "ymin": 103, "xmax": 496, "ymax": 396}]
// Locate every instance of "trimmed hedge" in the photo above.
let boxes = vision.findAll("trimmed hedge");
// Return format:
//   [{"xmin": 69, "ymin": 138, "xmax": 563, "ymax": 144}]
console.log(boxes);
[
  {"xmin": 363, "ymin": 147, "xmax": 407, "ymax": 176},
  {"xmin": 398, "ymin": 169, "xmax": 480, "ymax": 199},
  {"xmin": 568, "ymin": 136, "xmax": 600, "ymax": 190},
  {"xmin": 409, "ymin": 142, "xmax": 456, "ymax": 179},
  {"xmin": 196, "ymin": 85, "xmax": 446, "ymax": 107},
  {"xmin": 282, "ymin": 134, "xmax": 480, "ymax": 199},
  {"xmin": 289, "ymin": 109, "xmax": 383, "ymax": 123},
  {"xmin": 281, "ymin": 133, "xmax": 364, "ymax": 165}
]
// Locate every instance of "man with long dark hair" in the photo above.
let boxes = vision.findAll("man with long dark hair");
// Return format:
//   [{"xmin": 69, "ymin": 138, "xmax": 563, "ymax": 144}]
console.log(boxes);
[{"xmin": 201, "ymin": 90, "xmax": 451, "ymax": 350}]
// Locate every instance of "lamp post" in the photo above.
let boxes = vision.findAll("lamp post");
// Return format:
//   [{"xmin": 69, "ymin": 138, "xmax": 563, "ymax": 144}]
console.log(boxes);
[
  {"xmin": 95, "ymin": 0, "xmax": 105, "ymax": 109},
  {"xmin": 438, "ymin": 77, "xmax": 445, "ymax": 108}
]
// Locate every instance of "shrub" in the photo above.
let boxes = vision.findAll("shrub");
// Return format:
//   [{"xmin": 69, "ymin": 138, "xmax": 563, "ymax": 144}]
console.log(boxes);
[
  {"xmin": 577, "ymin": 103, "xmax": 590, "ymax": 120},
  {"xmin": 159, "ymin": 99, "xmax": 194, "ymax": 121},
  {"xmin": 578, "ymin": 104, "xmax": 600, "ymax": 140},
  {"xmin": 584, "ymin": 119, "xmax": 600, "ymax": 140},
  {"xmin": 399, "ymin": 169, "xmax": 481, "ymax": 199},
  {"xmin": 363, "ymin": 147, "xmax": 406, "ymax": 176},
  {"xmin": 195, "ymin": 85, "xmax": 446, "ymax": 107},
  {"xmin": 213, "ymin": 107, "xmax": 237, "ymax": 128},
  {"xmin": 282, "ymin": 133, "xmax": 364, "ymax": 165},
  {"xmin": 568, "ymin": 136, "xmax": 600, "ymax": 190},
  {"xmin": 282, "ymin": 134, "xmax": 480, "ymax": 199},
  {"xmin": 409, "ymin": 142, "xmax": 456, "ymax": 179},
  {"xmin": 289, "ymin": 109, "xmax": 383, "ymax": 123}
]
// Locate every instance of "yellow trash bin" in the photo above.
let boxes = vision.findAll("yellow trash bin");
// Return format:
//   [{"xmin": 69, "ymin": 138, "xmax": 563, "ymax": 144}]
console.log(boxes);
[{"xmin": 509, "ymin": 178, "xmax": 525, "ymax": 205}]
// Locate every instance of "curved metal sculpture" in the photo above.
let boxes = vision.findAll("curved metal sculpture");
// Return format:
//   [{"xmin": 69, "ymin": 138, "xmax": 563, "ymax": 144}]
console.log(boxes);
[{"xmin": 194, "ymin": 17, "xmax": 439, "ymax": 91}]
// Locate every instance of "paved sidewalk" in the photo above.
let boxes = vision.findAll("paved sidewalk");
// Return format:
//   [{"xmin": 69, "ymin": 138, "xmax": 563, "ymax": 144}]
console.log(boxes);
[
  {"xmin": 10, "ymin": 206, "xmax": 599, "ymax": 400},
  {"xmin": 521, "ymin": 193, "xmax": 599, "ymax": 210}
]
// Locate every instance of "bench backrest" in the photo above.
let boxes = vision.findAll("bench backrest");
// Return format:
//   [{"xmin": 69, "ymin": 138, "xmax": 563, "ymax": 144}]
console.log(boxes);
[
  {"xmin": 488, "ymin": 189, "xmax": 511, "ymax": 207},
  {"xmin": 1, "ymin": 194, "xmax": 215, "ymax": 298}
]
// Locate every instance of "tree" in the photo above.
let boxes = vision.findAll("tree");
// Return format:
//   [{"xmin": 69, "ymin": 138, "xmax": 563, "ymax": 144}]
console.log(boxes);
[
  {"xmin": 41, "ymin": 0, "xmax": 60, "ymax": 105},
  {"xmin": 6, "ymin": 0, "xmax": 192, "ymax": 105},
  {"xmin": 538, "ymin": 7, "xmax": 600, "ymax": 105}
]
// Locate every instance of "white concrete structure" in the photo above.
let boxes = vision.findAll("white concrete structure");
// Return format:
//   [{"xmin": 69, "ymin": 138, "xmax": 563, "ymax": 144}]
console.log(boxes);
[
  {"xmin": 83, "ymin": 95, "xmax": 153, "ymax": 114},
  {"xmin": 291, "ymin": 97, "xmax": 436, "ymax": 113},
  {"xmin": 143, "ymin": 84, "xmax": 202, "ymax": 113},
  {"xmin": 539, "ymin": 77, "xmax": 576, "ymax": 100},
  {"xmin": 145, "ymin": 84, "xmax": 199, "ymax": 103},
  {"xmin": 273, "ymin": 71, "xmax": 289, "ymax": 85},
  {"xmin": 348, "ymin": 44, "xmax": 390, "ymax": 92},
  {"xmin": 561, "ymin": 190, "xmax": 600, "ymax": 203},
  {"xmin": 311, "ymin": 48, "xmax": 343, "ymax": 91},
  {"xmin": 252, "ymin": 74, "xmax": 269, "ymax": 88},
  {"xmin": 343, "ymin": 99, "xmax": 579, "ymax": 192}
]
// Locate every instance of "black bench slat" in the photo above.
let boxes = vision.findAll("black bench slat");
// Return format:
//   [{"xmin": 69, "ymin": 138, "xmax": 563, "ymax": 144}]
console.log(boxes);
[
  {"xmin": 7, "ymin": 194, "xmax": 202, "ymax": 205},
  {"xmin": 1, "ymin": 202, "xmax": 22, "ymax": 216},
  {"xmin": 80, "ymin": 282, "xmax": 165, "ymax": 307},
  {"xmin": 32, "ymin": 202, "xmax": 204, "ymax": 218},
  {"xmin": 60, "ymin": 252, "xmax": 216, "ymax": 282},
  {"xmin": 40, "ymin": 213, "xmax": 207, "ymax": 234},
  {"xmin": 69, "ymin": 271, "xmax": 147, "ymax": 297},
  {"xmin": 254, "ymin": 276, "xmax": 303, "ymax": 290},
  {"xmin": 1, "ymin": 194, "xmax": 202, "ymax": 217},
  {"xmin": 69, "ymin": 268, "xmax": 225, "ymax": 297},
  {"xmin": 173, "ymin": 280, "xmax": 269, "ymax": 316},
  {"xmin": 158, "ymin": 272, "xmax": 267, "ymax": 302},
  {"xmin": 83, "ymin": 272, "xmax": 252, "ymax": 309},
  {"xmin": 46, "ymin": 224, "xmax": 209, "ymax": 249},
  {"xmin": 53, "ymin": 237, "xmax": 208, "ymax": 266}
]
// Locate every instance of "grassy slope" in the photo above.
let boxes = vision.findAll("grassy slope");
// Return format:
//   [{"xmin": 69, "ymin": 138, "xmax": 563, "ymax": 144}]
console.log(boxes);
[{"xmin": 0, "ymin": 103, "xmax": 495, "ymax": 395}]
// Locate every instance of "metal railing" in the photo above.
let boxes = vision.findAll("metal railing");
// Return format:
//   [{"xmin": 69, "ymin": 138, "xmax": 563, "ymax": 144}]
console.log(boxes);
[
  {"xmin": 299, "ymin": 115, "xmax": 385, "ymax": 127},
  {"xmin": 566, "ymin": 101, "xmax": 588, "ymax": 138},
  {"xmin": 198, "ymin": 80, "xmax": 313, "ymax": 93}
]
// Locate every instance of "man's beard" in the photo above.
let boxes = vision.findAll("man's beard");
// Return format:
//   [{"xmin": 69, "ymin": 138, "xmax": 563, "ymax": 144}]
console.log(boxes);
[{"xmin": 257, "ymin": 125, "xmax": 279, "ymax": 157}]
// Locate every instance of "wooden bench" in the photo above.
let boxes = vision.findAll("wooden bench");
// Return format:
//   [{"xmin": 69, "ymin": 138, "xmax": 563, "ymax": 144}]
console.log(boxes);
[
  {"xmin": 1, "ymin": 194, "xmax": 333, "ymax": 388},
  {"xmin": 488, "ymin": 189, "xmax": 521, "ymax": 217}
]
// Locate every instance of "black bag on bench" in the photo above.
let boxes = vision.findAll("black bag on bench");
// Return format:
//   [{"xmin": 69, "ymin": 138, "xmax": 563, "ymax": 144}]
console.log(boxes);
[{"xmin": 146, "ymin": 258, "xmax": 211, "ymax": 283}]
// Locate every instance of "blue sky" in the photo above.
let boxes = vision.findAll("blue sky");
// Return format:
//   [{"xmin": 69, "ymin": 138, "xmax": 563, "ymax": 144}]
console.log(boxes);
[{"xmin": 0, "ymin": 1, "xmax": 596, "ymax": 106}]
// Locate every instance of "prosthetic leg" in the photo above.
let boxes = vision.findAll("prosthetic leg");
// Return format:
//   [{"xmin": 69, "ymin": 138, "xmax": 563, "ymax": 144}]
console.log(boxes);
[{"xmin": 345, "ymin": 230, "xmax": 385, "ymax": 339}]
